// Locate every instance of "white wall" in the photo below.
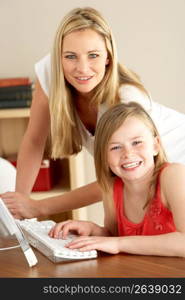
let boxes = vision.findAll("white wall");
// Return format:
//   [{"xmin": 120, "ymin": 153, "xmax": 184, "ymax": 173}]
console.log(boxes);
[{"xmin": 0, "ymin": 0, "xmax": 185, "ymax": 224}]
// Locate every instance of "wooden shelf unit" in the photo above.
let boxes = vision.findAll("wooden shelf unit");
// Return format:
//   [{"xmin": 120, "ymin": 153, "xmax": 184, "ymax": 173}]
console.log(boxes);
[
  {"xmin": 0, "ymin": 108, "xmax": 30, "ymax": 119},
  {"xmin": 0, "ymin": 107, "xmax": 71, "ymax": 221},
  {"xmin": 0, "ymin": 107, "xmax": 102, "ymax": 224}
]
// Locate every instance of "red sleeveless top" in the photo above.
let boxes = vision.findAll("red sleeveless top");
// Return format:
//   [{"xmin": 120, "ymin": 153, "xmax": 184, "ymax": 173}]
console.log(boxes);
[{"xmin": 113, "ymin": 165, "xmax": 176, "ymax": 236}]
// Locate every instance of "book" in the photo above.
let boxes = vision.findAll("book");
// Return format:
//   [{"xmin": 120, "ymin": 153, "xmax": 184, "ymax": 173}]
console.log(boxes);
[
  {"xmin": 0, "ymin": 82, "xmax": 33, "ymax": 105},
  {"xmin": 0, "ymin": 87, "xmax": 32, "ymax": 102},
  {"xmin": 0, "ymin": 77, "xmax": 31, "ymax": 88},
  {"xmin": 0, "ymin": 84, "xmax": 32, "ymax": 94},
  {"xmin": 0, "ymin": 99, "xmax": 31, "ymax": 108},
  {"xmin": 0, "ymin": 92, "xmax": 32, "ymax": 101}
]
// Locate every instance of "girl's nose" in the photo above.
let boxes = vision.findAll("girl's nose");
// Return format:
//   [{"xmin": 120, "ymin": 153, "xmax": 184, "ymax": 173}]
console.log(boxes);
[{"xmin": 122, "ymin": 146, "xmax": 133, "ymax": 158}]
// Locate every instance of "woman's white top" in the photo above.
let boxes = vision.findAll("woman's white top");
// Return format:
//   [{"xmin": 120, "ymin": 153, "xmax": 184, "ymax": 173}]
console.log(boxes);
[{"xmin": 35, "ymin": 54, "xmax": 185, "ymax": 164}]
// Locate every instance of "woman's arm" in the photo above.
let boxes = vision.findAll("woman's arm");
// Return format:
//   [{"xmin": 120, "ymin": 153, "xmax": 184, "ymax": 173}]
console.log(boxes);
[
  {"xmin": 1, "ymin": 181, "xmax": 102, "ymax": 219},
  {"xmin": 15, "ymin": 78, "xmax": 50, "ymax": 194}
]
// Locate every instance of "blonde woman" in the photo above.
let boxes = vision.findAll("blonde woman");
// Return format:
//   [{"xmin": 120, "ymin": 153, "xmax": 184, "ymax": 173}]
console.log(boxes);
[
  {"xmin": 1, "ymin": 7, "xmax": 185, "ymax": 220},
  {"xmin": 49, "ymin": 102, "xmax": 185, "ymax": 257}
]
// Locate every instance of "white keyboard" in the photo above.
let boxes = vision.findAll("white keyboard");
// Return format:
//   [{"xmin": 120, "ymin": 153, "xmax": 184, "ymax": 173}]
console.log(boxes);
[{"xmin": 17, "ymin": 219, "xmax": 97, "ymax": 263}]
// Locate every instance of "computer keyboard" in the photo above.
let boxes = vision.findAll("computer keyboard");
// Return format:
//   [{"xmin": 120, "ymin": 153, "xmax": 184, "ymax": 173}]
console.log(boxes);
[{"xmin": 17, "ymin": 219, "xmax": 97, "ymax": 263}]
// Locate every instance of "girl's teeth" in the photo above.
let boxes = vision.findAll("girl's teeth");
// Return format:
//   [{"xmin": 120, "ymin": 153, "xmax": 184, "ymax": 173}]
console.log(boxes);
[{"xmin": 123, "ymin": 162, "xmax": 140, "ymax": 169}]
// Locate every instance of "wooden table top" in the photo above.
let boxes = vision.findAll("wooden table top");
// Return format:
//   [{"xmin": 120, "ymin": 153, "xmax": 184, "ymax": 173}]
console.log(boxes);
[{"xmin": 0, "ymin": 243, "xmax": 185, "ymax": 278}]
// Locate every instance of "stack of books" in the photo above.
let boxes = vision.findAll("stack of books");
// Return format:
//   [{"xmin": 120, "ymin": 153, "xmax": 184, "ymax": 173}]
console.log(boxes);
[{"xmin": 0, "ymin": 77, "xmax": 33, "ymax": 109}]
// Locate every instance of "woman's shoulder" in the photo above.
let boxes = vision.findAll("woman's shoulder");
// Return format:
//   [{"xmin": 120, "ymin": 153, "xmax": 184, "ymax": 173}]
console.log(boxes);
[
  {"xmin": 119, "ymin": 84, "xmax": 152, "ymax": 111},
  {"xmin": 35, "ymin": 53, "xmax": 51, "ymax": 71},
  {"xmin": 34, "ymin": 53, "xmax": 51, "ymax": 97}
]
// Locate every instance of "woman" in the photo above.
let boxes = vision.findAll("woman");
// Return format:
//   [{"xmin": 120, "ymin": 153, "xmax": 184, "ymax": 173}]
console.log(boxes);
[{"xmin": 1, "ymin": 7, "xmax": 185, "ymax": 219}]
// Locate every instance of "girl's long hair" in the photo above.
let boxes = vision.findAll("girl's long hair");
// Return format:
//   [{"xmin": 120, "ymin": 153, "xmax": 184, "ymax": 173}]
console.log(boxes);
[{"xmin": 49, "ymin": 7, "xmax": 149, "ymax": 158}]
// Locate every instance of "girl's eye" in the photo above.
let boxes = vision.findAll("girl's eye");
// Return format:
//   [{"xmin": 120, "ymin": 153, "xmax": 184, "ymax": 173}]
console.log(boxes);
[
  {"xmin": 65, "ymin": 54, "xmax": 76, "ymax": 59},
  {"xmin": 132, "ymin": 140, "xmax": 142, "ymax": 146},
  {"xmin": 110, "ymin": 145, "xmax": 121, "ymax": 151},
  {"xmin": 89, "ymin": 53, "xmax": 99, "ymax": 58}
]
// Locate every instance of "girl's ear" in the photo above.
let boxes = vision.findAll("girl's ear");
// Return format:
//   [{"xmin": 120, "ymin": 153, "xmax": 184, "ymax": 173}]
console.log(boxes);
[
  {"xmin": 106, "ymin": 57, "xmax": 109, "ymax": 65},
  {"xmin": 153, "ymin": 136, "xmax": 160, "ymax": 156}
]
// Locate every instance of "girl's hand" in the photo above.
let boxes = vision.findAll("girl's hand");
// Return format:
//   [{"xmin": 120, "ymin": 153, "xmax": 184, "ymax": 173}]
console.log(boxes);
[
  {"xmin": 66, "ymin": 236, "xmax": 121, "ymax": 254},
  {"xmin": 49, "ymin": 220, "xmax": 101, "ymax": 239},
  {"xmin": 0, "ymin": 192, "xmax": 38, "ymax": 219}
]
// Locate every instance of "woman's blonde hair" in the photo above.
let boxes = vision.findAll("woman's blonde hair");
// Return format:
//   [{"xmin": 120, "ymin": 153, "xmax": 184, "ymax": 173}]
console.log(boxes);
[
  {"xmin": 94, "ymin": 102, "xmax": 168, "ymax": 208},
  {"xmin": 49, "ymin": 7, "xmax": 149, "ymax": 158}
]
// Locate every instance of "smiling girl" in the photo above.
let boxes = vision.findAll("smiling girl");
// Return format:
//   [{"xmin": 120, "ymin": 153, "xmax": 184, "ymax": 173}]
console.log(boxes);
[{"xmin": 49, "ymin": 102, "xmax": 185, "ymax": 257}]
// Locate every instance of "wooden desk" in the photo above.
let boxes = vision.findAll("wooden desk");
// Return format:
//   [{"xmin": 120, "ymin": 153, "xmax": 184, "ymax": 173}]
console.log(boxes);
[{"xmin": 0, "ymin": 242, "xmax": 185, "ymax": 278}]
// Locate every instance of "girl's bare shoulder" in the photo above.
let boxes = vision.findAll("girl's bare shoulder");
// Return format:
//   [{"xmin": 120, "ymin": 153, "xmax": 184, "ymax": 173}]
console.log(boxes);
[
  {"xmin": 161, "ymin": 163, "xmax": 185, "ymax": 180},
  {"xmin": 160, "ymin": 163, "xmax": 185, "ymax": 204}
]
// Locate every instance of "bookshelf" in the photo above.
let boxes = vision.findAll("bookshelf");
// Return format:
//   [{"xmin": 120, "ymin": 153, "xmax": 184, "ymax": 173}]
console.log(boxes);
[
  {"xmin": 0, "ymin": 107, "xmax": 72, "ymax": 222},
  {"xmin": 0, "ymin": 107, "xmax": 103, "ymax": 224},
  {"xmin": 0, "ymin": 108, "xmax": 30, "ymax": 119}
]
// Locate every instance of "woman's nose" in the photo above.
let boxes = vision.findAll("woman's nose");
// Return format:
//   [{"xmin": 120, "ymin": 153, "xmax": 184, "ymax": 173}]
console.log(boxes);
[{"xmin": 76, "ymin": 58, "xmax": 89, "ymax": 73}]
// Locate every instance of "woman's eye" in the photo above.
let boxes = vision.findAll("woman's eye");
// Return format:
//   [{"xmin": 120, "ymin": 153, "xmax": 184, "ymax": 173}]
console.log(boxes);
[
  {"xmin": 89, "ymin": 53, "xmax": 99, "ymax": 58},
  {"xmin": 65, "ymin": 54, "xmax": 76, "ymax": 59}
]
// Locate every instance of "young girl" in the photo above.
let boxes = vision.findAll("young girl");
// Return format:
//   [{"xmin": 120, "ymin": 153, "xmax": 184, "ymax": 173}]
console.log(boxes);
[{"xmin": 49, "ymin": 102, "xmax": 185, "ymax": 257}]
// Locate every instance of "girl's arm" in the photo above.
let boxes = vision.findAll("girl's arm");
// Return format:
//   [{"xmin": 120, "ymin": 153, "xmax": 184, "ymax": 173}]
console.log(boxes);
[
  {"xmin": 49, "ymin": 219, "xmax": 109, "ymax": 239},
  {"xmin": 116, "ymin": 163, "xmax": 185, "ymax": 257},
  {"xmin": 66, "ymin": 231, "xmax": 185, "ymax": 257}
]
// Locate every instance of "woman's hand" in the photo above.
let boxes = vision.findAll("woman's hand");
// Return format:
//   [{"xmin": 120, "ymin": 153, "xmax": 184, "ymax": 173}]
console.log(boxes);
[
  {"xmin": 65, "ymin": 236, "xmax": 121, "ymax": 254},
  {"xmin": 0, "ymin": 191, "xmax": 39, "ymax": 219},
  {"xmin": 49, "ymin": 220, "xmax": 105, "ymax": 239}
]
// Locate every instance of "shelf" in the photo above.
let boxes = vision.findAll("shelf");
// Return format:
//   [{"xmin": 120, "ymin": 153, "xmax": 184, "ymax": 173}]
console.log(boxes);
[
  {"xmin": 0, "ymin": 108, "xmax": 30, "ymax": 119},
  {"xmin": 31, "ymin": 184, "xmax": 70, "ymax": 200},
  {"xmin": 31, "ymin": 183, "xmax": 72, "ymax": 223},
  {"xmin": 31, "ymin": 159, "xmax": 70, "ymax": 200}
]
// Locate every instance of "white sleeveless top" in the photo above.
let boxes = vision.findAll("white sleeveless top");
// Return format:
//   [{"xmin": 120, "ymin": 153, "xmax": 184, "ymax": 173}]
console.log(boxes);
[{"xmin": 35, "ymin": 54, "xmax": 185, "ymax": 164}]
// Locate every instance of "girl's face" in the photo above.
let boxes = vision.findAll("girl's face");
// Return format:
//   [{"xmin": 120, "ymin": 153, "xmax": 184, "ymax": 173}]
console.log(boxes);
[
  {"xmin": 62, "ymin": 29, "xmax": 109, "ymax": 95},
  {"xmin": 107, "ymin": 116, "xmax": 159, "ymax": 183}
]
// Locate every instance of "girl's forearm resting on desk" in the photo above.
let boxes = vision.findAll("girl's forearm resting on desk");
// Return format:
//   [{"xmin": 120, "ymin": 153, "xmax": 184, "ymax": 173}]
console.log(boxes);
[
  {"xmin": 67, "ymin": 231, "xmax": 185, "ymax": 257},
  {"xmin": 117, "ymin": 232, "xmax": 185, "ymax": 257}
]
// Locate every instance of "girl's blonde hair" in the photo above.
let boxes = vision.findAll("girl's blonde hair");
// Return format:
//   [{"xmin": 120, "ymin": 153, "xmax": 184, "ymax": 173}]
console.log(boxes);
[
  {"xmin": 94, "ymin": 102, "xmax": 168, "ymax": 208},
  {"xmin": 49, "ymin": 7, "xmax": 149, "ymax": 158}
]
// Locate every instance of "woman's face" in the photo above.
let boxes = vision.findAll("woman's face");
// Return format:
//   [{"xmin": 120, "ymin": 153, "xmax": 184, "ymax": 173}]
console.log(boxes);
[{"xmin": 62, "ymin": 29, "xmax": 109, "ymax": 95}]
